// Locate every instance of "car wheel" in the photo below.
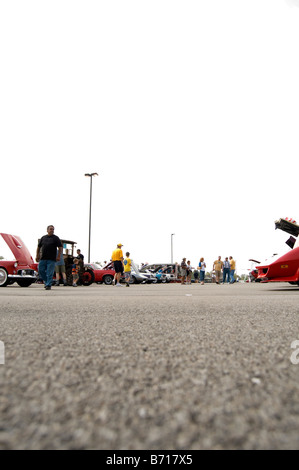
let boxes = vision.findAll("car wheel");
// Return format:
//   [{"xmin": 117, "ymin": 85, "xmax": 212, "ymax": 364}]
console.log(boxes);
[
  {"xmin": 0, "ymin": 268, "xmax": 9, "ymax": 287},
  {"xmin": 17, "ymin": 280, "xmax": 34, "ymax": 287},
  {"xmin": 103, "ymin": 275, "xmax": 114, "ymax": 285},
  {"xmin": 129, "ymin": 276, "xmax": 136, "ymax": 284},
  {"xmin": 81, "ymin": 269, "xmax": 95, "ymax": 286}
]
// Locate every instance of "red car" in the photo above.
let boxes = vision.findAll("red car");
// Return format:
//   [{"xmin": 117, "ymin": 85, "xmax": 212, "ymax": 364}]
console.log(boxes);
[
  {"xmin": 0, "ymin": 233, "xmax": 38, "ymax": 287},
  {"xmin": 256, "ymin": 247, "xmax": 299, "ymax": 285},
  {"xmin": 256, "ymin": 217, "xmax": 299, "ymax": 285},
  {"xmin": 82, "ymin": 263, "xmax": 115, "ymax": 285}
]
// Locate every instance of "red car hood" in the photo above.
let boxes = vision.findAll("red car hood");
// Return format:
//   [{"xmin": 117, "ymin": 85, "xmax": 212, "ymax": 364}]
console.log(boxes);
[{"xmin": 0, "ymin": 233, "xmax": 35, "ymax": 266}]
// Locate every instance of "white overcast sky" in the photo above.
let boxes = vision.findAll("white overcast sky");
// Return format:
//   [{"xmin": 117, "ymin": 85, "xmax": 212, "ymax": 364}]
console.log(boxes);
[{"xmin": 1, "ymin": 0, "xmax": 299, "ymax": 273}]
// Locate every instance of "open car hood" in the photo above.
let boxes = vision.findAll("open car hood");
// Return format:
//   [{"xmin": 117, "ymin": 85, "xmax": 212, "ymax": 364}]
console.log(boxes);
[
  {"xmin": 0, "ymin": 233, "xmax": 35, "ymax": 265},
  {"xmin": 275, "ymin": 218, "xmax": 299, "ymax": 237}
]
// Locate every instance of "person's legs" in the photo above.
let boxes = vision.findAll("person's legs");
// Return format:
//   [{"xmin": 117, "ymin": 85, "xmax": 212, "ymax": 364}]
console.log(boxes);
[
  {"xmin": 114, "ymin": 261, "xmax": 123, "ymax": 285},
  {"xmin": 62, "ymin": 272, "xmax": 67, "ymax": 285},
  {"xmin": 73, "ymin": 274, "xmax": 79, "ymax": 286},
  {"xmin": 45, "ymin": 260, "xmax": 56, "ymax": 288},
  {"xmin": 38, "ymin": 260, "xmax": 47, "ymax": 284},
  {"xmin": 55, "ymin": 266, "xmax": 60, "ymax": 284},
  {"xmin": 125, "ymin": 272, "xmax": 131, "ymax": 286}
]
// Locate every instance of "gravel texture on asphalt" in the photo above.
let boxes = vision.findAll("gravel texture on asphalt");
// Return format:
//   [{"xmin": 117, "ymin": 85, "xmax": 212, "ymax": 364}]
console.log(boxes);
[{"xmin": 0, "ymin": 282, "xmax": 299, "ymax": 449}]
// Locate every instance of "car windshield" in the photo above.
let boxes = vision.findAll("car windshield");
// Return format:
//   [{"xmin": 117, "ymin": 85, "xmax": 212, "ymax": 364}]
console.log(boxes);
[
  {"xmin": 105, "ymin": 263, "xmax": 113, "ymax": 269},
  {"xmin": 92, "ymin": 263, "xmax": 102, "ymax": 269},
  {"xmin": 140, "ymin": 265, "xmax": 161, "ymax": 272},
  {"xmin": 85, "ymin": 263, "xmax": 102, "ymax": 270}
]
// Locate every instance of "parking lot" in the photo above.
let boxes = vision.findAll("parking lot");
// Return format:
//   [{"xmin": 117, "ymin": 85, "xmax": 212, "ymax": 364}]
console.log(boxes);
[{"xmin": 0, "ymin": 282, "xmax": 299, "ymax": 450}]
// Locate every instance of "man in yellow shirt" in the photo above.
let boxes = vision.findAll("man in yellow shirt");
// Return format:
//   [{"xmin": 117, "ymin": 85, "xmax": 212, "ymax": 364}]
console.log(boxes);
[
  {"xmin": 229, "ymin": 256, "xmax": 236, "ymax": 284},
  {"xmin": 213, "ymin": 256, "xmax": 223, "ymax": 284},
  {"xmin": 111, "ymin": 243, "xmax": 124, "ymax": 286}
]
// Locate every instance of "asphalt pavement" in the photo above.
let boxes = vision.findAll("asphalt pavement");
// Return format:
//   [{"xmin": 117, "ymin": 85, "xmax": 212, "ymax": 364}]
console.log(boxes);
[{"xmin": 0, "ymin": 282, "xmax": 299, "ymax": 450}]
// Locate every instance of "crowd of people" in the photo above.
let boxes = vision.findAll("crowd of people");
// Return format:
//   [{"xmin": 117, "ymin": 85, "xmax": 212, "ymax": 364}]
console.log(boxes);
[
  {"xmin": 179, "ymin": 256, "xmax": 236, "ymax": 285},
  {"xmin": 35, "ymin": 225, "xmax": 237, "ymax": 289}
]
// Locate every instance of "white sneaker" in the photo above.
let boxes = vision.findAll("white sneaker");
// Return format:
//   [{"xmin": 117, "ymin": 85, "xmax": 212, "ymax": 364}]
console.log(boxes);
[{"xmin": 116, "ymin": 283, "xmax": 123, "ymax": 287}]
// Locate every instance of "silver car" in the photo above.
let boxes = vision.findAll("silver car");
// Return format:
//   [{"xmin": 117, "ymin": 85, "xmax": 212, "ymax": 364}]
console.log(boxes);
[{"xmin": 129, "ymin": 261, "xmax": 157, "ymax": 284}]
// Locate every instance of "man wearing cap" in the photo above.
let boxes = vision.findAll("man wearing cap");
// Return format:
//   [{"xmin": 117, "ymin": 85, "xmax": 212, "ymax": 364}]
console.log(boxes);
[{"xmin": 111, "ymin": 243, "xmax": 124, "ymax": 286}]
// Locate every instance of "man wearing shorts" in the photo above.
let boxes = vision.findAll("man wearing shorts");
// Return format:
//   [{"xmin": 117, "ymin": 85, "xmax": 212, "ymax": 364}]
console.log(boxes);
[
  {"xmin": 180, "ymin": 258, "xmax": 187, "ymax": 285},
  {"xmin": 213, "ymin": 256, "xmax": 223, "ymax": 284},
  {"xmin": 55, "ymin": 250, "xmax": 67, "ymax": 286},
  {"xmin": 111, "ymin": 243, "xmax": 124, "ymax": 286}
]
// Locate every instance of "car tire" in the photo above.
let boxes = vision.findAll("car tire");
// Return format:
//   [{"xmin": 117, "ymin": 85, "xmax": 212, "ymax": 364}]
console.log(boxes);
[
  {"xmin": 81, "ymin": 269, "xmax": 95, "ymax": 286},
  {"xmin": 0, "ymin": 268, "xmax": 9, "ymax": 287},
  {"xmin": 103, "ymin": 275, "xmax": 114, "ymax": 285},
  {"xmin": 16, "ymin": 280, "xmax": 34, "ymax": 287},
  {"xmin": 129, "ymin": 276, "xmax": 136, "ymax": 284}
]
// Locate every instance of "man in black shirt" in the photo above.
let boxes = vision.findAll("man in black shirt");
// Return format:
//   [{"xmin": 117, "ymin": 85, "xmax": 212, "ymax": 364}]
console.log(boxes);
[{"xmin": 36, "ymin": 225, "xmax": 63, "ymax": 290}]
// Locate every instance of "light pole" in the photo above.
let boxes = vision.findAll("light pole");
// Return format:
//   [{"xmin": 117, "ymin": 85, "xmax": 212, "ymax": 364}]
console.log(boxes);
[
  {"xmin": 171, "ymin": 233, "xmax": 175, "ymax": 263},
  {"xmin": 85, "ymin": 172, "xmax": 98, "ymax": 263}
]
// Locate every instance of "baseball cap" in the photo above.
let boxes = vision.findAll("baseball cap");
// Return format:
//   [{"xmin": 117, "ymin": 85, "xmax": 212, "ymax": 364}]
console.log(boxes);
[{"xmin": 117, "ymin": 243, "xmax": 123, "ymax": 247}]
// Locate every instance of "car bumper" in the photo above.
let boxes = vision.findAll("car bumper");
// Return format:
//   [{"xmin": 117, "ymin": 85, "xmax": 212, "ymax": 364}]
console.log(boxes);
[
  {"xmin": 257, "ymin": 266, "xmax": 299, "ymax": 283},
  {"xmin": 8, "ymin": 269, "xmax": 37, "ymax": 281}
]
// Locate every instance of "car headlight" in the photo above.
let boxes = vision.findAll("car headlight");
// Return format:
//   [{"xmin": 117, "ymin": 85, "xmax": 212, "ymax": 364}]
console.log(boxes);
[{"xmin": 14, "ymin": 262, "xmax": 18, "ymax": 268}]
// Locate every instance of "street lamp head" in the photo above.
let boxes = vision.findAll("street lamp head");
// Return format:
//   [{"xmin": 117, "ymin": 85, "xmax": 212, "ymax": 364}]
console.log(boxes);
[{"xmin": 85, "ymin": 173, "xmax": 98, "ymax": 177}]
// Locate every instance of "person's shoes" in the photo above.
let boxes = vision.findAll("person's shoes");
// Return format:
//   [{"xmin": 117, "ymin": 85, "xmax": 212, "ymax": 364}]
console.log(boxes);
[
  {"xmin": 116, "ymin": 283, "xmax": 123, "ymax": 287},
  {"xmin": 73, "ymin": 283, "xmax": 77, "ymax": 287},
  {"xmin": 63, "ymin": 281, "xmax": 68, "ymax": 286},
  {"xmin": 45, "ymin": 286, "xmax": 51, "ymax": 290}
]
